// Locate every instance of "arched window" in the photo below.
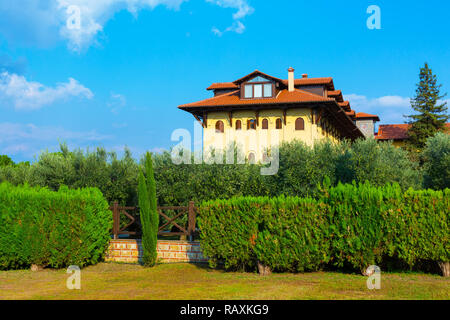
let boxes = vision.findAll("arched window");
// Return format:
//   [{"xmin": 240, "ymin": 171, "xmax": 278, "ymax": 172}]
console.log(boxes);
[
  {"xmin": 235, "ymin": 120, "xmax": 242, "ymax": 130},
  {"xmin": 295, "ymin": 118, "xmax": 305, "ymax": 131},
  {"xmin": 215, "ymin": 121, "xmax": 224, "ymax": 133},
  {"xmin": 275, "ymin": 118, "xmax": 282, "ymax": 129},
  {"xmin": 248, "ymin": 152, "xmax": 256, "ymax": 164},
  {"xmin": 247, "ymin": 119, "xmax": 257, "ymax": 130},
  {"xmin": 262, "ymin": 119, "xmax": 269, "ymax": 130}
]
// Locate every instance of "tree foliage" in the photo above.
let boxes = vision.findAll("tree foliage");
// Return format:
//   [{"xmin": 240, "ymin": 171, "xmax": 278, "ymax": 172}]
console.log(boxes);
[
  {"xmin": 0, "ymin": 138, "xmax": 428, "ymax": 206},
  {"xmin": 422, "ymin": 132, "xmax": 450, "ymax": 190},
  {"xmin": 0, "ymin": 155, "xmax": 14, "ymax": 167},
  {"xmin": 406, "ymin": 63, "xmax": 448, "ymax": 151},
  {"xmin": 138, "ymin": 152, "xmax": 158, "ymax": 267}
]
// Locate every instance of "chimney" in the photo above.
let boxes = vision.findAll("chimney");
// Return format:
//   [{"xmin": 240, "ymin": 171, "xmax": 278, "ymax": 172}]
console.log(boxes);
[
  {"xmin": 302, "ymin": 74, "xmax": 308, "ymax": 78},
  {"xmin": 288, "ymin": 67, "xmax": 295, "ymax": 92}
]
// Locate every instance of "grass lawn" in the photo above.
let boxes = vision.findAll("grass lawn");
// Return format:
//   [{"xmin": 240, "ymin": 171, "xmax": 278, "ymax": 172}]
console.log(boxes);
[{"xmin": 0, "ymin": 263, "xmax": 448, "ymax": 300}]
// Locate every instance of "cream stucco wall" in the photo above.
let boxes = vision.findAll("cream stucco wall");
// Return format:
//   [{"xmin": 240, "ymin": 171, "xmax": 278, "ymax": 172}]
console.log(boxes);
[{"xmin": 203, "ymin": 108, "xmax": 340, "ymax": 162}]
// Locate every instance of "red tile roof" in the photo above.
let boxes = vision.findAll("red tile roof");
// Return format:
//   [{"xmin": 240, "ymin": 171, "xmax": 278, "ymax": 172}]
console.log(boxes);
[
  {"xmin": 346, "ymin": 110, "xmax": 356, "ymax": 117},
  {"xmin": 281, "ymin": 77, "xmax": 335, "ymax": 89},
  {"xmin": 376, "ymin": 124, "xmax": 410, "ymax": 140},
  {"xmin": 355, "ymin": 112, "xmax": 380, "ymax": 121},
  {"xmin": 328, "ymin": 90, "xmax": 343, "ymax": 101},
  {"xmin": 233, "ymin": 70, "xmax": 284, "ymax": 84},
  {"xmin": 206, "ymin": 70, "xmax": 335, "ymax": 91},
  {"xmin": 207, "ymin": 82, "xmax": 238, "ymax": 90},
  {"xmin": 376, "ymin": 123, "xmax": 450, "ymax": 140},
  {"xmin": 179, "ymin": 88, "xmax": 334, "ymax": 109},
  {"xmin": 338, "ymin": 101, "xmax": 351, "ymax": 111}
]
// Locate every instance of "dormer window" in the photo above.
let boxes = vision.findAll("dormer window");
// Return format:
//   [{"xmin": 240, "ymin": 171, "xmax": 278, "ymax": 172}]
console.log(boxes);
[{"xmin": 242, "ymin": 76, "xmax": 274, "ymax": 99}]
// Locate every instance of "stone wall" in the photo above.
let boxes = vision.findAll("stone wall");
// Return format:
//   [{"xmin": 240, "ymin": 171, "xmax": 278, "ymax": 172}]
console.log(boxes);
[{"xmin": 105, "ymin": 239, "xmax": 208, "ymax": 264}]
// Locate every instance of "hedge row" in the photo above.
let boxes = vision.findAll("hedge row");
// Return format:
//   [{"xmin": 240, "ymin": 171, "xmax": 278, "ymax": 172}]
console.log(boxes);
[
  {"xmin": 0, "ymin": 182, "xmax": 112, "ymax": 270},
  {"xmin": 198, "ymin": 182, "xmax": 449, "ymax": 274}
]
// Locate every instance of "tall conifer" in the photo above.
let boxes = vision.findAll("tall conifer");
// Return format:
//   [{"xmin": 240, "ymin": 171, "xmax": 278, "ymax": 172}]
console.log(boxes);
[
  {"xmin": 406, "ymin": 63, "xmax": 448, "ymax": 151},
  {"xmin": 138, "ymin": 152, "xmax": 158, "ymax": 266}
]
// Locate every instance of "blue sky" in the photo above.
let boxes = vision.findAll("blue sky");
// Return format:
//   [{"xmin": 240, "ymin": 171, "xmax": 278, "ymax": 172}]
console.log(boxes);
[{"xmin": 1, "ymin": 0, "xmax": 449, "ymax": 162}]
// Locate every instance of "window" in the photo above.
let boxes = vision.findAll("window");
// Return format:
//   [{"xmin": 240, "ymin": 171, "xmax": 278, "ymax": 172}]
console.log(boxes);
[
  {"xmin": 215, "ymin": 121, "xmax": 224, "ymax": 133},
  {"xmin": 248, "ymin": 76, "xmax": 269, "ymax": 82},
  {"xmin": 254, "ymin": 84, "xmax": 263, "ymax": 98},
  {"xmin": 247, "ymin": 119, "xmax": 257, "ymax": 130},
  {"xmin": 248, "ymin": 152, "xmax": 256, "ymax": 164},
  {"xmin": 295, "ymin": 118, "xmax": 305, "ymax": 131},
  {"xmin": 242, "ymin": 77, "xmax": 274, "ymax": 99},
  {"xmin": 263, "ymin": 84, "xmax": 272, "ymax": 97},
  {"xmin": 275, "ymin": 118, "xmax": 282, "ymax": 129},
  {"xmin": 244, "ymin": 85, "xmax": 253, "ymax": 98},
  {"xmin": 262, "ymin": 119, "xmax": 269, "ymax": 130},
  {"xmin": 235, "ymin": 120, "xmax": 242, "ymax": 130}
]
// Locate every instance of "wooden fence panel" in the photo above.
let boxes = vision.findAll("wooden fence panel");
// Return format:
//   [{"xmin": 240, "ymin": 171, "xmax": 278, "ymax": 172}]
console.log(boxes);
[{"xmin": 110, "ymin": 202, "xmax": 196, "ymax": 240}]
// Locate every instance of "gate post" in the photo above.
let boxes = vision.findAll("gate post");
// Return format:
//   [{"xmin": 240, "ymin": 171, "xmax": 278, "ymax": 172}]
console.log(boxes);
[{"xmin": 188, "ymin": 201, "xmax": 196, "ymax": 241}]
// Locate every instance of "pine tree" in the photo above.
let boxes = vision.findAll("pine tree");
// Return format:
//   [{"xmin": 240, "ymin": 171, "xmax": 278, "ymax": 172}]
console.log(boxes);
[
  {"xmin": 406, "ymin": 63, "xmax": 448, "ymax": 151},
  {"xmin": 138, "ymin": 152, "xmax": 158, "ymax": 267}
]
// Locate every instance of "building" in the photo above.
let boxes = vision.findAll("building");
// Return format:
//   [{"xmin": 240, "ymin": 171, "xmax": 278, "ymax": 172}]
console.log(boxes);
[
  {"xmin": 376, "ymin": 123, "xmax": 450, "ymax": 147},
  {"xmin": 354, "ymin": 113, "xmax": 380, "ymax": 138},
  {"xmin": 178, "ymin": 68, "xmax": 375, "ymax": 162}
]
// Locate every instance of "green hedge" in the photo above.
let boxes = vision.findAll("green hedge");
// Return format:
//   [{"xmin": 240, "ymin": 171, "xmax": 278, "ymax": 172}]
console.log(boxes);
[
  {"xmin": 198, "ymin": 196, "xmax": 330, "ymax": 272},
  {"xmin": 198, "ymin": 183, "xmax": 449, "ymax": 274},
  {"xmin": 0, "ymin": 182, "xmax": 112, "ymax": 270}
]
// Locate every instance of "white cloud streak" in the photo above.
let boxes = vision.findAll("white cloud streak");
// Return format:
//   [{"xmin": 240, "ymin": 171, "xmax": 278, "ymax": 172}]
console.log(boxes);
[
  {"xmin": 345, "ymin": 94, "xmax": 412, "ymax": 124},
  {"xmin": 107, "ymin": 92, "xmax": 127, "ymax": 114},
  {"xmin": 0, "ymin": 72, "xmax": 93, "ymax": 110},
  {"xmin": 209, "ymin": 0, "xmax": 252, "ymax": 36},
  {"xmin": 0, "ymin": 122, "xmax": 111, "ymax": 158},
  {"xmin": 346, "ymin": 94, "xmax": 450, "ymax": 125},
  {"xmin": 0, "ymin": 0, "xmax": 253, "ymax": 51}
]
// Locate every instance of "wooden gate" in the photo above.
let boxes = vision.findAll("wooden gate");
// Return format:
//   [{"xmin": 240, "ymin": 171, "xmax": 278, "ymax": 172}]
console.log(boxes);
[{"xmin": 110, "ymin": 201, "xmax": 197, "ymax": 240}]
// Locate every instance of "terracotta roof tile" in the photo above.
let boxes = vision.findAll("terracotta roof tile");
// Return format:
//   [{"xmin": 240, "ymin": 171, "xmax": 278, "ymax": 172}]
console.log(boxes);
[
  {"xmin": 355, "ymin": 112, "xmax": 380, "ymax": 121},
  {"xmin": 207, "ymin": 73, "xmax": 335, "ymax": 91},
  {"xmin": 376, "ymin": 123, "xmax": 450, "ymax": 140},
  {"xmin": 207, "ymin": 82, "xmax": 238, "ymax": 90},
  {"xmin": 179, "ymin": 88, "xmax": 334, "ymax": 109},
  {"xmin": 376, "ymin": 124, "xmax": 410, "ymax": 140},
  {"xmin": 346, "ymin": 110, "xmax": 356, "ymax": 117}
]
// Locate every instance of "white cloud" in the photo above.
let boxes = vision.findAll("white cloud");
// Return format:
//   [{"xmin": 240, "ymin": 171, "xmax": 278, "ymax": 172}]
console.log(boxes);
[
  {"xmin": 345, "ymin": 94, "xmax": 412, "ymax": 124},
  {"xmin": 212, "ymin": 21, "xmax": 245, "ymax": 36},
  {"xmin": 209, "ymin": 0, "xmax": 252, "ymax": 36},
  {"xmin": 0, "ymin": 72, "xmax": 93, "ymax": 110},
  {"xmin": 57, "ymin": 0, "xmax": 187, "ymax": 51},
  {"xmin": 346, "ymin": 94, "xmax": 450, "ymax": 125},
  {"xmin": 0, "ymin": 122, "xmax": 111, "ymax": 158},
  {"xmin": 0, "ymin": 0, "xmax": 253, "ymax": 51},
  {"xmin": 207, "ymin": 0, "xmax": 253, "ymax": 20},
  {"xmin": 107, "ymin": 92, "xmax": 127, "ymax": 114}
]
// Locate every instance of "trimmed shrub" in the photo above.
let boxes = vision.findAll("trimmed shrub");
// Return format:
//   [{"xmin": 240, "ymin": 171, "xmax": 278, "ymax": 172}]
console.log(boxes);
[
  {"xmin": 198, "ymin": 182, "xmax": 449, "ymax": 276},
  {"xmin": 0, "ymin": 182, "xmax": 112, "ymax": 270},
  {"xmin": 324, "ymin": 182, "xmax": 399, "ymax": 273},
  {"xmin": 198, "ymin": 196, "xmax": 330, "ymax": 272},
  {"xmin": 384, "ymin": 188, "xmax": 449, "ymax": 272}
]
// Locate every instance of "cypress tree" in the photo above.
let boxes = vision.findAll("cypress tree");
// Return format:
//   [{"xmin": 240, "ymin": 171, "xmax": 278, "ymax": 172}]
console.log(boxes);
[
  {"xmin": 406, "ymin": 63, "xmax": 448, "ymax": 151},
  {"xmin": 138, "ymin": 152, "xmax": 158, "ymax": 267}
]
